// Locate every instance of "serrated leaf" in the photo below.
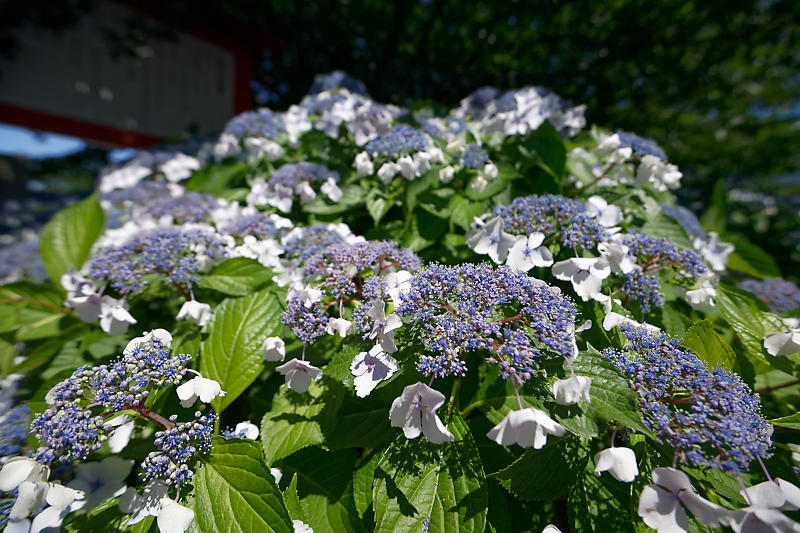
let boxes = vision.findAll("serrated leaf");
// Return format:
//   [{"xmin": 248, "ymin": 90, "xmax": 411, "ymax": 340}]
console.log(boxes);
[
  {"xmin": 197, "ymin": 258, "xmax": 273, "ymax": 296},
  {"xmin": 491, "ymin": 436, "xmax": 588, "ymax": 501},
  {"xmin": 568, "ymin": 469, "xmax": 635, "ymax": 533},
  {"xmin": 283, "ymin": 474, "xmax": 303, "ymax": 518},
  {"xmin": 641, "ymin": 211, "xmax": 693, "ymax": 250},
  {"xmin": 770, "ymin": 413, "xmax": 800, "ymax": 430},
  {"xmin": 353, "ymin": 451, "xmax": 382, "ymax": 518},
  {"xmin": 193, "ymin": 438, "xmax": 293, "ymax": 533},
  {"xmin": 682, "ymin": 320, "xmax": 736, "ymax": 370},
  {"xmin": 200, "ymin": 289, "xmax": 283, "ymax": 413},
  {"xmin": 373, "ymin": 415, "xmax": 487, "ymax": 533},
  {"xmin": 40, "ymin": 195, "xmax": 105, "ymax": 282},
  {"xmin": 366, "ymin": 190, "xmax": 392, "ymax": 224},
  {"xmin": 449, "ymin": 195, "xmax": 486, "ymax": 231},
  {"xmin": 281, "ymin": 448, "xmax": 368, "ymax": 533},
  {"xmin": 325, "ymin": 394, "xmax": 391, "ymax": 449},
  {"xmin": 260, "ymin": 378, "xmax": 343, "ymax": 464}
]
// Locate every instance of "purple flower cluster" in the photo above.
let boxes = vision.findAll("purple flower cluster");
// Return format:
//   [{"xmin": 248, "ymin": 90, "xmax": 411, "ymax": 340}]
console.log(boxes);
[
  {"xmin": 147, "ymin": 192, "xmax": 221, "ymax": 224},
  {"xmin": 415, "ymin": 113, "xmax": 468, "ymax": 140},
  {"xmin": 0, "ymin": 401, "xmax": 29, "ymax": 457},
  {"xmin": 309, "ymin": 71, "xmax": 368, "ymax": 96},
  {"xmin": 459, "ymin": 143, "xmax": 490, "ymax": 169},
  {"xmin": 615, "ymin": 130, "xmax": 667, "ymax": 161},
  {"xmin": 224, "ymin": 108, "xmax": 286, "ymax": 138},
  {"xmin": 622, "ymin": 270, "xmax": 665, "ymax": 313},
  {"xmin": 621, "ymin": 231, "xmax": 707, "ymax": 276},
  {"xmin": 220, "ymin": 212, "xmax": 284, "ymax": 240},
  {"xmin": 492, "ymin": 194, "xmax": 611, "ymax": 249},
  {"xmin": 282, "ymin": 225, "xmax": 353, "ymax": 263},
  {"xmin": 101, "ymin": 182, "xmax": 179, "ymax": 209},
  {"xmin": 88, "ymin": 227, "xmax": 227, "ymax": 294},
  {"xmin": 365, "ymin": 125, "xmax": 430, "ymax": 157},
  {"xmin": 396, "ymin": 263, "xmax": 577, "ymax": 383},
  {"xmin": 603, "ymin": 325, "xmax": 772, "ymax": 473},
  {"xmin": 31, "ymin": 336, "xmax": 190, "ymax": 464},
  {"xmin": 269, "ymin": 162, "xmax": 339, "ymax": 189},
  {"xmin": 739, "ymin": 277, "xmax": 800, "ymax": 315},
  {"xmin": 141, "ymin": 411, "xmax": 215, "ymax": 486}
]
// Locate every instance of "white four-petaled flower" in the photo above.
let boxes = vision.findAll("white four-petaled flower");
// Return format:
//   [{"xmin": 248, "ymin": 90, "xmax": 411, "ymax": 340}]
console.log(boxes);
[
  {"xmin": 176, "ymin": 300, "xmax": 213, "ymax": 327},
  {"xmin": 351, "ymin": 344, "xmax": 399, "ymax": 398},
  {"xmin": 552, "ymin": 257, "xmax": 611, "ymax": 301},
  {"xmin": 389, "ymin": 382, "xmax": 454, "ymax": 444},
  {"xmin": 263, "ymin": 336, "xmax": 286, "ymax": 362},
  {"xmin": 552, "ymin": 375, "xmax": 592, "ymax": 405},
  {"xmin": 487, "ymin": 407, "xmax": 565, "ymax": 449},
  {"xmin": 506, "ymin": 233, "xmax": 554, "ymax": 272},
  {"xmin": 466, "ymin": 216, "xmax": 517, "ymax": 264},
  {"xmin": 276, "ymin": 359, "xmax": 323, "ymax": 393},
  {"xmin": 176, "ymin": 375, "xmax": 226, "ymax": 407},
  {"xmin": 593, "ymin": 447, "xmax": 639, "ymax": 483}
]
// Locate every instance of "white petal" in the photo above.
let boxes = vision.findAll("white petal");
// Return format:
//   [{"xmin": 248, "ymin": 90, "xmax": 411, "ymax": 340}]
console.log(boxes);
[
  {"xmin": 0, "ymin": 458, "xmax": 44, "ymax": 492},
  {"xmin": 741, "ymin": 480, "xmax": 786, "ymax": 509},
  {"xmin": 678, "ymin": 492, "xmax": 732, "ymax": 528},
  {"xmin": 29, "ymin": 505, "xmax": 69, "ymax": 533},
  {"xmin": 10, "ymin": 481, "xmax": 48, "ymax": 519},
  {"xmin": 652, "ymin": 467, "xmax": 693, "ymax": 493},
  {"xmin": 194, "ymin": 377, "xmax": 225, "ymax": 404},
  {"xmin": 175, "ymin": 381, "xmax": 197, "ymax": 407},
  {"xmin": 776, "ymin": 478, "xmax": 800, "ymax": 511},
  {"xmin": 552, "ymin": 376, "xmax": 592, "ymax": 405},
  {"xmin": 638, "ymin": 485, "xmax": 688, "ymax": 533},
  {"xmin": 108, "ymin": 421, "xmax": 135, "ymax": 453},
  {"xmin": 233, "ymin": 422, "xmax": 259, "ymax": 440},
  {"xmin": 420, "ymin": 410, "xmax": 454, "ymax": 444},
  {"xmin": 593, "ymin": 447, "xmax": 638, "ymax": 483},
  {"xmin": 263, "ymin": 336, "xmax": 286, "ymax": 362},
  {"xmin": 4, "ymin": 519, "xmax": 31, "ymax": 533},
  {"xmin": 764, "ymin": 330, "xmax": 800, "ymax": 357},
  {"xmin": 292, "ymin": 519, "xmax": 314, "ymax": 533},
  {"xmin": 157, "ymin": 500, "xmax": 195, "ymax": 533},
  {"xmin": 45, "ymin": 484, "xmax": 84, "ymax": 509}
]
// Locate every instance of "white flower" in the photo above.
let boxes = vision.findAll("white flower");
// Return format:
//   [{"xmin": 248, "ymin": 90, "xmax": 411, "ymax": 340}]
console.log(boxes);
[
  {"xmin": 683, "ymin": 273, "xmax": 717, "ymax": 309},
  {"xmin": 321, "ymin": 178, "xmax": 343, "ymax": 202},
  {"xmin": 0, "ymin": 458, "xmax": 48, "ymax": 495},
  {"xmin": 293, "ymin": 520, "xmax": 313, "ymax": 533},
  {"xmin": 7, "ymin": 481, "xmax": 84, "ymax": 532},
  {"xmin": 233, "ymin": 421, "xmax": 259, "ymax": 440},
  {"xmin": 740, "ymin": 478, "xmax": 800, "ymax": 511},
  {"xmin": 326, "ymin": 317, "xmax": 353, "ymax": 337},
  {"xmin": 246, "ymin": 177, "xmax": 270, "ymax": 207},
  {"xmin": 381, "ymin": 269, "xmax": 413, "ymax": 303},
  {"xmin": 694, "ymin": 232, "xmax": 734, "ymax": 272},
  {"xmin": 413, "ymin": 151, "xmax": 432, "ymax": 175},
  {"xmin": 354, "ymin": 152, "xmax": 374, "ymax": 176},
  {"xmin": 98, "ymin": 163, "xmax": 152, "ymax": 193},
  {"xmin": 602, "ymin": 312, "xmax": 661, "ymax": 334},
  {"xmin": 439, "ymin": 165, "xmax": 455, "ymax": 183},
  {"xmin": 99, "ymin": 296, "xmax": 137, "ymax": 336},
  {"xmin": 597, "ymin": 241, "xmax": 636, "ymax": 274},
  {"xmin": 176, "ymin": 300, "xmax": 212, "ymax": 327},
  {"xmin": 67, "ymin": 293, "xmax": 104, "ymax": 323},
  {"xmin": 123, "ymin": 329, "xmax": 172, "ymax": 356},
  {"xmin": 593, "ymin": 447, "xmax": 639, "ymax": 482},
  {"xmin": 636, "ymin": 155, "xmax": 682, "ymax": 192},
  {"xmin": 107, "ymin": 417, "xmax": 135, "ymax": 453},
  {"xmin": 487, "ymin": 407, "xmax": 566, "ymax": 449},
  {"xmin": 157, "ymin": 499, "xmax": 195, "ymax": 533},
  {"xmin": 119, "ymin": 480, "xmax": 169, "ymax": 525},
  {"xmin": 295, "ymin": 182, "xmax": 317, "ymax": 203},
  {"xmin": 213, "ymin": 133, "xmax": 241, "ymax": 161},
  {"xmin": 232, "ymin": 236, "xmax": 284, "ymax": 268},
  {"xmin": 263, "ymin": 337, "xmax": 286, "ymax": 362},
  {"xmin": 446, "ymin": 140, "xmax": 463, "ymax": 155},
  {"xmin": 276, "ymin": 359, "xmax": 323, "ymax": 393},
  {"xmin": 764, "ymin": 329, "xmax": 800, "ymax": 357},
  {"xmin": 389, "ymin": 382, "xmax": 454, "ymax": 444},
  {"xmin": 377, "ymin": 162, "xmax": 400, "ymax": 184},
  {"xmin": 483, "ymin": 163, "xmax": 499, "ymax": 180},
  {"xmin": 397, "ymin": 156, "xmax": 416, "ymax": 180},
  {"xmin": 506, "ymin": 233, "xmax": 554, "ymax": 272},
  {"xmin": 365, "ymin": 300, "xmax": 402, "ymax": 353},
  {"xmin": 270, "ymin": 468, "xmax": 282, "ymax": 485},
  {"xmin": 159, "ymin": 153, "xmax": 200, "ymax": 183},
  {"xmin": 586, "ymin": 196, "xmax": 623, "ymax": 227},
  {"xmin": 351, "ymin": 344, "xmax": 399, "ymax": 398},
  {"xmin": 638, "ymin": 467, "xmax": 732, "ymax": 532},
  {"xmin": 244, "ymin": 137, "xmax": 285, "ymax": 162},
  {"xmin": 542, "ymin": 526, "xmax": 562, "ymax": 533},
  {"xmin": 466, "ymin": 216, "xmax": 517, "ymax": 264},
  {"xmin": 472, "ymin": 175, "xmax": 488, "ymax": 192},
  {"xmin": 176, "ymin": 375, "xmax": 226, "ymax": 407},
  {"xmin": 68, "ymin": 456, "xmax": 133, "ymax": 510},
  {"xmin": 284, "ymin": 105, "xmax": 312, "ymax": 143},
  {"xmin": 299, "ymin": 286, "xmax": 324, "ymax": 307},
  {"xmin": 552, "ymin": 257, "xmax": 611, "ymax": 301},
  {"xmin": 552, "ymin": 375, "xmax": 592, "ymax": 405}
]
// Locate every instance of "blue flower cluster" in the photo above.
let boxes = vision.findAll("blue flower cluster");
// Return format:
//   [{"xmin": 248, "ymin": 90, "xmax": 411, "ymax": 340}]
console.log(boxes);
[
  {"xmin": 615, "ymin": 131, "xmax": 668, "ymax": 160},
  {"xmin": 146, "ymin": 192, "xmax": 221, "ymax": 224},
  {"xmin": 739, "ymin": 277, "xmax": 800, "ymax": 315},
  {"xmin": 396, "ymin": 263, "xmax": 577, "ymax": 382},
  {"xmin": 459, "ymin": 143, "xmax": 490, "ymax": 169},
  {"xmin": 224, "ymin": 108, "xmax": 286, "ymax": 139},
  {"xmin": 141, "ymin": 411, "xmax": 215, "ymax": 486},
  {"xmin": 101, "ymin": 182, "xmax": 179, "ymax": 210},
  {"xmin": 88, "ymin": 227, "xmax": 227, "ymax": 294},
  {"xmin": 220, "ymin": 212, "xmax": 284, "ymax": 240},
  {"xmin": 415, "ymin": 113, "xmax": 468, "ymax": 140},
  {"xmin": 269, "ymin": 162, "xmax": 339, "ymax": 189},
  {"xmin": 603, "ymin": 325, "xmax": 772, "ymax": 473},
  {"xmin": 282, "ymin": 225, "xmax": 353, "ymax": 263},
  {"xmin": 309, "ymin": 71, "xmax": 368, "ymax": 96},
  {"xmin": 660, "ymin": 204, "xmax": 706, "ymax": 241},
  {"xmin": 365, "ymin": 125, "xmax": 430, "ymax": 157},
  {"xmin": 32, "ymin": 336, "xmax": 190, "ymax": 464},
  {"xmin": 621, "ymin": 269, "xmax": 665, "ymax": 312},
  {"xmin": 492, "ymin": 194, "xmax": 610, "ymax": 249}
]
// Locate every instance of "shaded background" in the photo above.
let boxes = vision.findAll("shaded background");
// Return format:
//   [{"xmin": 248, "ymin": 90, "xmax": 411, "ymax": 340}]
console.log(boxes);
[{"xmin": 1, "ymin": 0, "xmax": 798, "ymax": 273}]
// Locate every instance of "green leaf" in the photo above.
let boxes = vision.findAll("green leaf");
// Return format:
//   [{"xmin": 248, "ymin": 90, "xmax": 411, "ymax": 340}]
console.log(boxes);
[
  {"xmin": 281, "ymin": 448, "xmax": 368, "ymax": 533},
  {"xmin": 366, "ymin": 190, "xmax": 392, "ymax": 224},
  {"xmin": 722, "ymin": 235, "xmax": 781, "ymax": 279},
  {"xmin": 184, "ymin": 162, "xmax": 249, "ymax": 196},
  {"xmin": 196, "ymin": 258, "xmax": 273, "ymax": 296},
  {"xmin": 403, "ymin": 210, "xmax": 447, "ymax": 252},
  {"xmin": 521, "ymin": 122, "xmax": 567, "ymax": 180},
  {"xmin": 448, "ymin": 195, "xmax": 486, "ymax": 231},
  {"xmin": 0, "ymin": 337, "xmax": 15, "ymax": 376},
  {"xmin": 568, "ymin": 469, "xmax": 636, "ymax": 533},
  {"xmin": 770, "ymin": 413, "xmax": 800, "ymax": 430},
  {"xmin": 373, "ymin": 415, "xmax": 487, "ymax": 533},
  {"xmin": 283, "ymin": 474, "xmax": 303, "ymax": 518},
  {"xmin": 260, "ymin": 378, "xmax": 344, "ymax": 464},
  {"xmin": 641, "ymin": 211, "xmax": 693, "ymax": 250},
  {"xmin": 40, "ymin": 195, "xmax": 105, "ymax": 282},
  {"xmin": 699, "ymin": 180, "xmax": 727, "ymax": 233},
  {"xmin": 325, "ymin": 394, "xmax": 392, "ymax": 449},
  {"xmin": 491, "ymin": 436, "xmax": 589, "ymax": 501},
  {"xmin": 200, "ymin": 289, "xmax": 283, "ymax": 413},
  {"xmin": 353, "ymin": 451, "xmax": 382, "ymax": 518},
  {"xmin": 682, "ymin": 320, "xmax": 736, "ymax": 370},
  {"xmin": 193, "ymin": 438, "xmax": 293, "ymax": 533}
]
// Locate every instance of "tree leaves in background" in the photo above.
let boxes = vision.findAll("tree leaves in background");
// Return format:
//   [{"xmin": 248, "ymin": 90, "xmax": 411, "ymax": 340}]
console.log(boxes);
[
  {"xmin": 40, "ymin": 194, "xmax": 104, "ymax": 282},
  {"xmin": 722, "ymin": 234, "xmax": 781, "ymax": 279},
  {"xmin": 193, "ymin": 438, "xmax": 293, "ymax": 533},
  {"xmin": 373, "ymin": 415, "xmax": 487, "ymax": 533},
  {"xmin": 197, "ymin": 258, "xmax": 274, "ymax": 296},
  {"xmin": 200, "ymin": 288, "xmax": 283, "ymax": 413}
]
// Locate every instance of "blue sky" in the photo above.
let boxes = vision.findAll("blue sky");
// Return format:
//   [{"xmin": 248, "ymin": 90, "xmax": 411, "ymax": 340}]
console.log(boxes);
[{"xmin": 0, "ymin": 123, "xmax": 87, "ymax": 158}]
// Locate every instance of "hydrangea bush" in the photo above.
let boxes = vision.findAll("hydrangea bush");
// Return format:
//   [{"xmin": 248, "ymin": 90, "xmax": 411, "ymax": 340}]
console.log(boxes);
[{"xmin": 1, "ymin": 71, "xmax": 799, "ymax": 533}]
